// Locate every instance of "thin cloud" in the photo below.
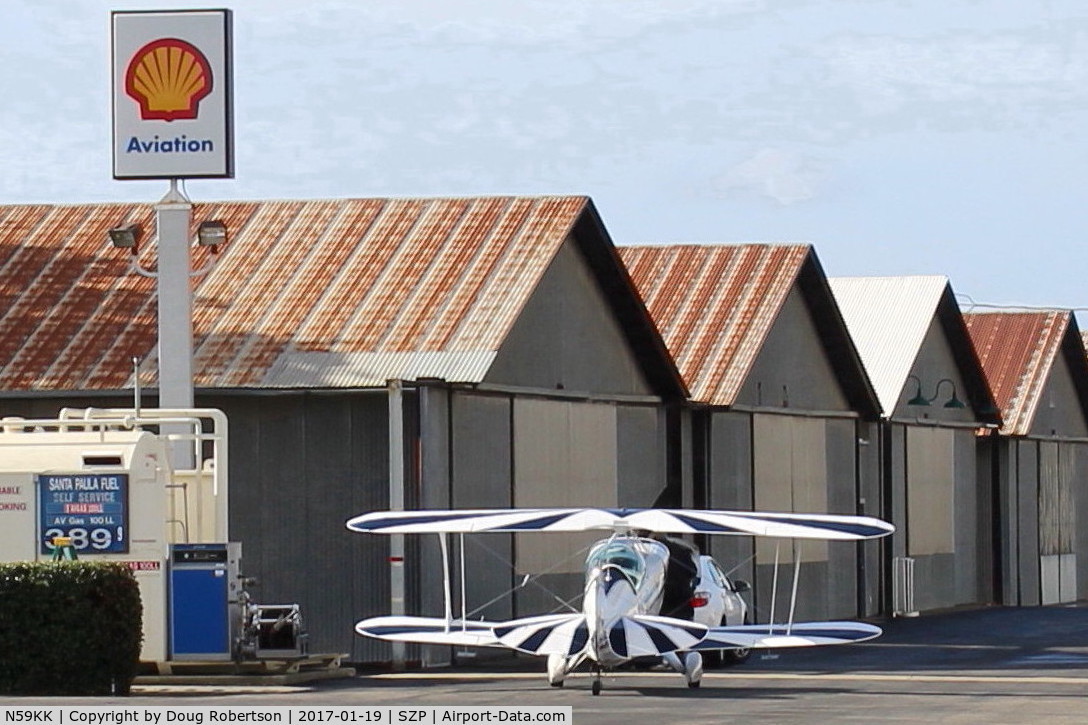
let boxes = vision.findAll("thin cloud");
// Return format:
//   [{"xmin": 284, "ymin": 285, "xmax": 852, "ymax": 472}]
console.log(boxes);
[{"xmin": 714, "ymin": 148, "xmax": 827, "ymax": 205}]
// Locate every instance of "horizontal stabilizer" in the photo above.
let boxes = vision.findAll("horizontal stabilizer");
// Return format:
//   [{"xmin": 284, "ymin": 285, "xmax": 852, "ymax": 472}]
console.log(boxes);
[
  {"xmin": 694, "ymin": 621, "xmax": 883, "ymax": 650},
  {"xmin": 494, "ymin": 614, "xmax": 589, "ymax": 657},
  {"xmin": 355, "ymin": 616, "xmax": 501, "ymax": 648},
  {"xmin": 608, "ymin": 615, "xmax": 709, "ymax": 658}
]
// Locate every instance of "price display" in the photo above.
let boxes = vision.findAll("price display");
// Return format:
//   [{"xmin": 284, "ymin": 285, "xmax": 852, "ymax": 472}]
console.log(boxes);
[{"xmin": 37, "ymin": 473, "xmax": 129, "ymax": 554}]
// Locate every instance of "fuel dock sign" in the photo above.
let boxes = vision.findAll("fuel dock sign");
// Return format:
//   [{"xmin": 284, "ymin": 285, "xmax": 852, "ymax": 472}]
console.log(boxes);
[{"xmin": 111, "ymin": 9, "xmax": 234, "ymax": 179}]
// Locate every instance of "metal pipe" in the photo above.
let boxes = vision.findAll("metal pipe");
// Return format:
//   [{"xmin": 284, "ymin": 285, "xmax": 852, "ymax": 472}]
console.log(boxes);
[
  {"xmin": 56, "ymin": 407, "xmax": 230, "ymax": 542},
  {"xmin": 388, "ymin": 380, "xmax": 406, "ymax": 670}
]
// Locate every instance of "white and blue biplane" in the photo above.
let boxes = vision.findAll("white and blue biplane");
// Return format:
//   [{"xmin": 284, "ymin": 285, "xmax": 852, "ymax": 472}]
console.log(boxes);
[{"xmin": 346, "ymin": 507, "xmax": 894, "ymax": 695}]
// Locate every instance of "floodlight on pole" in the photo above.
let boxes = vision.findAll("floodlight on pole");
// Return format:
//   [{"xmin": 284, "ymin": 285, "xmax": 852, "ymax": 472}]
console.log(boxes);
[
  {"xmin": 108, "ymin": 223, "xmax": 142, "ymax": 251},
  {"xmin": 197, "ymin": 219, "xmax": 227, "ymax": 248}
]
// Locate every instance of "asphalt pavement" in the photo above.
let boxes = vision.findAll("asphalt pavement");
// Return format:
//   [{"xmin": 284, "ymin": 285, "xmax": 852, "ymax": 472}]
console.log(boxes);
[{"xmin": 7, "ymin": 605, "xmax": 1088, "ymax": 723}]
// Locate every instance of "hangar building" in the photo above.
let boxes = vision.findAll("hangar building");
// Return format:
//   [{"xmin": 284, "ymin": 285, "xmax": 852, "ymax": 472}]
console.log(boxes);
[
  {"xmin": 621, "ymin": 244, "xmax": 882, "ymax": 622},
  {"xmin": 0, "ymin": 196, "xmax": 686, "ymax": 662}
]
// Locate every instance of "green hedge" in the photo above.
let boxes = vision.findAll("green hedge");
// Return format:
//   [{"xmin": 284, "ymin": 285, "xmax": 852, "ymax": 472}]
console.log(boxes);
[{"xmin": 0, "ymin": 562, "xmax": 143, "ymax": 695}]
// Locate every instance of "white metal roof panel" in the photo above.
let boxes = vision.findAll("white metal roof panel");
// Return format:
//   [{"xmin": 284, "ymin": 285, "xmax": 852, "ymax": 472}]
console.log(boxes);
[
  {"xmin": 262, "ymin": 350, "xmax": 498, "ymax": 388},
  {"xmin": 828, "ymin": 275, "xmax": 949, "ymax": 417}
]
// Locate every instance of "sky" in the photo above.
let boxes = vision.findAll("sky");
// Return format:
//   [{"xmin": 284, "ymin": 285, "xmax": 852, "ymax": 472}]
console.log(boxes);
[{"xmin": 4, "ymin": 0, "xmax": 1088, "ymax": 315}]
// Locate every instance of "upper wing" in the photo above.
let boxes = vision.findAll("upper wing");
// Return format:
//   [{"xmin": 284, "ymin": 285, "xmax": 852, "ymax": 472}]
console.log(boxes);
[
  {"xmin": 346, "ymin": 507, "xmax": 893, "ymax": 540},
  {"xmin": 692, "ymin": 621, "xmax": 883, "ymax": 650}
]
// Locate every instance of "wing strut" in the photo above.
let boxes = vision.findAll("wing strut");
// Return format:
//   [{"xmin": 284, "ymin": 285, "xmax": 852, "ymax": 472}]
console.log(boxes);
[
  {"xmin": 765, "ymin": 539, "xmax": 802, "ymax": 635},
  {"xmin": 787, "ymin": 539, "xmax": 801, "ymax": 636},
  {"xmin": 439, "ymin": 533, "xmax": 453, "ymax": 630},
  {"xmin": 768, "ymin": 541, "xmax": 780, "ymax": 635},
  {"xmin": 459, "ymin": 533, "xmax": 468, "ymax": 633}
]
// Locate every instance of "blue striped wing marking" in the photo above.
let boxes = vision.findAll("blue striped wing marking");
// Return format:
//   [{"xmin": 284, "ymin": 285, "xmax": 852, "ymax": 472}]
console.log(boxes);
[
  {"xmin": 695, "ymin": 621, "xmax": 883, "ymax": 649},
  {"xmin": 609, "ymin": 616, "xmax": 709, "ymax": 657},
  {"xmin": 347, "ymin": 507, "xmax": 894, "ymax": 539},
  {"xmin": 355, "ymin": 616, "xmax": 501, "ymax": 647},
  {"xmin": 493, "ymin": 614, "xmax": 589, "ymax": 656}
]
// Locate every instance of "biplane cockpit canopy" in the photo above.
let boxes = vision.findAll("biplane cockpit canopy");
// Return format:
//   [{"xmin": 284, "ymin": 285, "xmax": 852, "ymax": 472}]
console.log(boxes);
[{"xmin": 585, "ymin": 538, "xmax": 668, "ymax": 590}]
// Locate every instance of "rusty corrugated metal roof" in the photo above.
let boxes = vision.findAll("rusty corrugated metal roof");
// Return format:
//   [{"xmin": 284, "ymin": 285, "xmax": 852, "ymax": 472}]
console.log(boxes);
[
  {"xmin": 964, "ymin": 311, "xmax": 1069, "ymax": 436},
  {"xmin": 0, "ymin": 196, "xmax": 590, "ymax": 391},
  {"xmin": 619, "ymin": 244, "xmax": 809, "ymax": 406}
]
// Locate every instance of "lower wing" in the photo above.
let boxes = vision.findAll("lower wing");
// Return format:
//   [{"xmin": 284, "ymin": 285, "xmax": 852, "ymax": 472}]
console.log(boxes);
[
  {"xmin": 355, "ymin": 616, "xmax": 503, "ymax": 648},
  {"xmin": 693, "ymin": 621, "xmax": 882, "ymax": 650}
]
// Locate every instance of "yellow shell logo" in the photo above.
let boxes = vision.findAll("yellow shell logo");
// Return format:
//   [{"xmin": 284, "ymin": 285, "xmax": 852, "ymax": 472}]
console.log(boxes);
[{"xmin": 125, "ymin": 38, "xmax": 213, "ymax": 122}]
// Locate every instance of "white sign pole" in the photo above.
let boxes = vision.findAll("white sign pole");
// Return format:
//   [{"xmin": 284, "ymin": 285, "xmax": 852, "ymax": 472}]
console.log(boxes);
[
  {"xmin": 156, "ymin": 180, "xmax": 195, "ymax": 471},
  {"xmin": 112, "ymin": 10, "xmax": 233, "ymax": 471}
]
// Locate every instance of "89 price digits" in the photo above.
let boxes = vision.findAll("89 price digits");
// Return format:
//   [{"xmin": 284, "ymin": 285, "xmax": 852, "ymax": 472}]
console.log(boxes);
[{"xmin": 43, "ymin": 527, "xmax": 116, "ymax": 550}]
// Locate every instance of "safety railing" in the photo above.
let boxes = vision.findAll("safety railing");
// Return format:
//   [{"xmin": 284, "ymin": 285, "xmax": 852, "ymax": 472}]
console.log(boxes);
[{"xmin": 893, "ymin": 556, "xmax": 918, "ymax": 617}]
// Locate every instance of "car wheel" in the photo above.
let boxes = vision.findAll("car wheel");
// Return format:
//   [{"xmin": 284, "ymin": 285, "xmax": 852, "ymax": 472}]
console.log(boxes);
[
  {"xmin": 701, "ymin": 615, "xmax": 732, "ymax": 669},
  {"xmin": 724, "ymin": 614, "xmax": 752, "ymax": 665},
  {"xmin": 726, "ymin": 646, "xmax": 751, "ymax": 665}
]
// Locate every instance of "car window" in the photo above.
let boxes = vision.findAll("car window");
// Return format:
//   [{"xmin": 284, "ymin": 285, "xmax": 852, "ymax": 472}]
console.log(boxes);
[{"xmin": 705, "ymin": 558, "xmax": 728, "ymax": 588}]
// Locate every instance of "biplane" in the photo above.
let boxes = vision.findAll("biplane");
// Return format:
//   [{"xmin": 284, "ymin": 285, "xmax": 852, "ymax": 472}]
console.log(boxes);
[{"xmin": 346, "ymin": 507, "xmax": 894, "ymax": 695}]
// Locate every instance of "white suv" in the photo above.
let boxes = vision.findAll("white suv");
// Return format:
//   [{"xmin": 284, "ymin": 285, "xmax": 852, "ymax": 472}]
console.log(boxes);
[{"xmin": 692, "ymin": 555, "xmax": 751, "ymax": 666}]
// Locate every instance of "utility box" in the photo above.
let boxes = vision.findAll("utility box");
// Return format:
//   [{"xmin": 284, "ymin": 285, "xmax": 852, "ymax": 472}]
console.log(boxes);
[{"xmin": 168, "ymin": 542, "xmax": 242, "ymax": 660}]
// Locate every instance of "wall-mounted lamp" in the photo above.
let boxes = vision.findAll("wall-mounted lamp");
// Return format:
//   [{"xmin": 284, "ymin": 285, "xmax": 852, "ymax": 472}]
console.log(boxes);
[
  {"xmin": 907, "ymin": 376, "xmax": 930, "ymax": 406},
  {"xmin": 906, "ymin": 375, "xmax": 966, "ymax": 409},
  {"xmin": 108, "ymin": 223, "xmax": 142, "ymax": 252},
  {"xmin": 939, "ymin": 379, "xmax": 966, "ymax": 409}
]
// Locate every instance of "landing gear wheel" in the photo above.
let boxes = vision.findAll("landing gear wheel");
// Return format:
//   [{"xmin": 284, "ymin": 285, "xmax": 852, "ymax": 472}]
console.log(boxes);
[
  {"xmin": 688, "ymin": 681, "xmax": 700, "ymax": 689},
  {"xmin": 591, "ymin": 679, "xmax": 602, "ymax": 696},
  {"xmin": 550, "ymin": 681, "xmax": 564, "ymax": 688}
]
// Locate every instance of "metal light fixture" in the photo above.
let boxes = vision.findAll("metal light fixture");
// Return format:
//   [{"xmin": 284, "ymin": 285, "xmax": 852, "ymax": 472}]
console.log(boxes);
[
  {"xmin": 906, "ymin": 375, "xmax": 930, "ymax": 406},
  {"xmin": 108, "ymin": 223, "xmax": 142, "ymax": 251},
  {"xmin": 936, "ymin": 379, "xmax": 966, "ymax": 409},
  {"xmin": 111, "ymin": 217, "xmax": 223, "ymax": 278},
  {"xmin": 906, "ymin": 375, "xmax": 966, "ymax": 408},
  {"xmin": 197, "ymin": 220, "xmax": 227, "ymax": 247}
]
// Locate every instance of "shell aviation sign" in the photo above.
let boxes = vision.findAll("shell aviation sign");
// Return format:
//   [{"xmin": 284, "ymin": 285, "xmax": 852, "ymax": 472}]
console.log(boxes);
[
  {"xmin": 112, "ymin": 9, "xmax": 233, "ymax": 179},
  {"xmin": 126, "ymin": 38, "xmax": 213, "ymax": 122}
]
